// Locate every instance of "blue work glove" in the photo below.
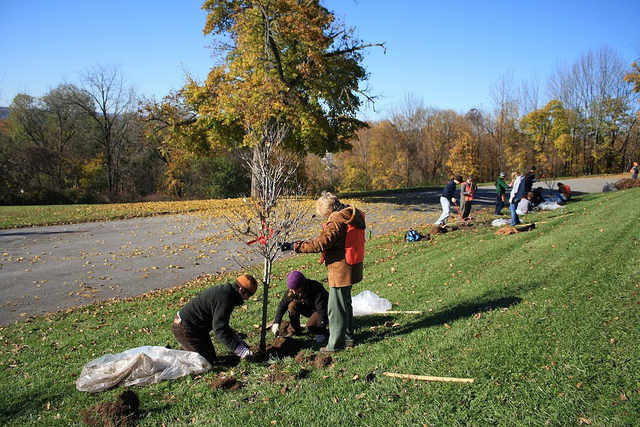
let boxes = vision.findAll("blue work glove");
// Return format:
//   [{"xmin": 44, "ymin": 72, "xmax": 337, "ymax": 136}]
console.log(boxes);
[{"xmin": 234, "ymin": 344, "xmax": 252, "ymax": 359}]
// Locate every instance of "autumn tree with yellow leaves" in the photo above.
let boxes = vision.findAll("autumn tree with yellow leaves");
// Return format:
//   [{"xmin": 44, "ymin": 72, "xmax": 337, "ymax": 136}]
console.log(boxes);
[{"xmin": 145, "ymin": 1, "xmax": 384, "ymax": 350}]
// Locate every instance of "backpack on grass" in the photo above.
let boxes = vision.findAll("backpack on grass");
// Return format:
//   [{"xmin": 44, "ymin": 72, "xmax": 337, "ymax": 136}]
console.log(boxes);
[{"xmin": 405, "ymin": 229, "xmax": 421, "ymax": 242}]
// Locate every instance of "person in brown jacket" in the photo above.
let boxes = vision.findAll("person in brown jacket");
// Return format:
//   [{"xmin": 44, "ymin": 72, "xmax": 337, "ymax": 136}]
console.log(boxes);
[{"xmin": 280, "ymin": 192, "xmax": 366, "ymax": 353}]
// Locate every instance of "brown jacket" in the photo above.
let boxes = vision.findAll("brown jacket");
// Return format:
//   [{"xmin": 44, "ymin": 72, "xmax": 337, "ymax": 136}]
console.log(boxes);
[{"xmin": 294, "ymin": 205, "xmax": 366, "ymax": 288}]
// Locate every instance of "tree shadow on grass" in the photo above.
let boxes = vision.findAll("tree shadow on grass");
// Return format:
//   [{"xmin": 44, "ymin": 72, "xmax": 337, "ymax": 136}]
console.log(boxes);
[
  {"xmin": 0, "ymin": 388, "xmax": 67, "ymax": 422},
  {"xmin": 354, "ymin": 296, "xmax": 523, "ymax": 345}
]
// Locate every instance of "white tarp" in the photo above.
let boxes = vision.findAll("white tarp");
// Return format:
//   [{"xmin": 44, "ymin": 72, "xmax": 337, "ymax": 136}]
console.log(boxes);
[
  {"xmin": 537, "ymin": 201, "xmax": 563, "ymax": 210},
  {"xmin": 352, "ymin": 290, "xmax": 392, "ymax": 316},
  {"xmin": 76, "ymin": 346, "xmax": 211, "ymax": 393}
]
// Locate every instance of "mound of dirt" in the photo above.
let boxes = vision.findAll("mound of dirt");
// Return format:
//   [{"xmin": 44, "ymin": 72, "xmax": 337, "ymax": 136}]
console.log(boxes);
[
  {"xmin": 209, "ymin": 375, "xmax": 243, "ymax": 391},
  {"xmin": 251, "ymin": 336, "xmax": 304, "ymax": 361},
  {"xmin": 81, "ymin": 390, "xmax": 139, "ymax": 427},
  {"xmin": 615, "ymin": 178, "xmax": 640, "ymax": 190},
  {"xmin": 264, "ymin": 364, "xmax": 310, "ymax": 383},
  {"xmin": 294, "ymin": 351, "xmax": 332, "ymax": 369},
  {"xmin": 269, "ymin": 320, "xmax": 301, "ymax": 337}
]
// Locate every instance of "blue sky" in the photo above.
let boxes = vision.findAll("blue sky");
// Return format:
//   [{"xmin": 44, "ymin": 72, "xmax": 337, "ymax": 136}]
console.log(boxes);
[{"xmin": 1, "ymin": 0, "xmax": 638, "ymax": 121}]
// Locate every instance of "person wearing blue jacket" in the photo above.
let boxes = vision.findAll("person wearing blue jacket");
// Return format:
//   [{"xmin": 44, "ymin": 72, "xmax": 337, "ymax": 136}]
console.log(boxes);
[{"xmin": 434, "ymin": 175, "xmax": 462, "ymax": 226}]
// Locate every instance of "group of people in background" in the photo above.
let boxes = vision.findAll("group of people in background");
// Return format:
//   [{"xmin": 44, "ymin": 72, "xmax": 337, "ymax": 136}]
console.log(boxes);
[
  {"xmin": 437, "ymin": 165, "xmax": 577, "ymax": 228},
  {"xmin": 172, "ymin": 192, "xmax": 366, "ymax": 364}
]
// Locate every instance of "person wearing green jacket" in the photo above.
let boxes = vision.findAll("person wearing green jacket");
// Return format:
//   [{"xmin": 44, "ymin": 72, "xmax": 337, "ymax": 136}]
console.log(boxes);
[
  {"xmin": 494, "ymin": 172, "xmax": 511, "ymax": 215},
  {"xmin": 172, "ymin": 274, "xmax": 258, "ymax": 364}
]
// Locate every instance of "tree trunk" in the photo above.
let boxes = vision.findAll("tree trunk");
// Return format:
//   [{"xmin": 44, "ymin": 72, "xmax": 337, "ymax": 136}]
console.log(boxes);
[{"xmin": 259, "ymin": 258, "xmax": 272, "ymax": 352}]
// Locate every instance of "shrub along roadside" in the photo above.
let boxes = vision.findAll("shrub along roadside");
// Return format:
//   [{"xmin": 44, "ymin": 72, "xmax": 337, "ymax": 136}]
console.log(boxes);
[{"xmin": 0, "ymin": 189, "xmax": 638, "ymax": 425}]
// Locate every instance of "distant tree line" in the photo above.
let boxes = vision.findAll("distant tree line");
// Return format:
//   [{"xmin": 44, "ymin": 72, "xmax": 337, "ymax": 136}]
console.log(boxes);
[
  {"xmin": 0, "ymin": 65, "xmax": 251, "ymax": 205},
  {"xmin": 325, "ymin": 46, "xmax": 639, "ymax": 192},
  {"xmin": 1, "ymin": 46, "xmax": 638, "ymax": 205}
]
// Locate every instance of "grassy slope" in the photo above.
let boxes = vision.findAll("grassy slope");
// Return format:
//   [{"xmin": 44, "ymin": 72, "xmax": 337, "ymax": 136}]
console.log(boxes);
[{"xmin": 0, "ymin": 189, "xmax": 639, "ymax": 426}]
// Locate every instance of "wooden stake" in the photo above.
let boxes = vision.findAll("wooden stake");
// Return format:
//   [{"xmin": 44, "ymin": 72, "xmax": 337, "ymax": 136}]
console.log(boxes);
[
  {"xmin": 367, "ymin": 310, "xmax": 423, "ymax": 315},
  {"xmin": 383, "ymin": 371, "xmax": 474, "ymax": 384}
]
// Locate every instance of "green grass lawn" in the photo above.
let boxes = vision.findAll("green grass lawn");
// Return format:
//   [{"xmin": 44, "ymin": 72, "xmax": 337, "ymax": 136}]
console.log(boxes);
[
  {"xmin": 0, "ymin": 199, "xmax": 246, "ymax": 229},
  {"xmin": 1, "ymin": 189, "xmax": 639, "ymax": 426}
]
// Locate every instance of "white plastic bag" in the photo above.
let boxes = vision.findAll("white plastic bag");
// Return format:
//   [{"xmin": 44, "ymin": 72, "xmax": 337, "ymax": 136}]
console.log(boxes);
[
  {"xmin": 352, "ymin": 290, "xmax": 392, "ymax": 316},
  {"xmin": 491, "ymin": 218, "xmax": 511, "ymax": 227},
  {"xmin": 537, "ymin": 201, "xmax": 563, "ymax": 210},
  {"xmin": 76, "ymin": 346, "xmax": 211, "ymax": 393}
]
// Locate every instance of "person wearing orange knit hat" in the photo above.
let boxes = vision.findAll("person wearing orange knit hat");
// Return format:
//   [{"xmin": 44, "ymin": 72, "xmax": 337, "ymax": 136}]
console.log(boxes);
[{"xmin": 172, "ymin": 274, "xmax": 258, "ymax": 364}]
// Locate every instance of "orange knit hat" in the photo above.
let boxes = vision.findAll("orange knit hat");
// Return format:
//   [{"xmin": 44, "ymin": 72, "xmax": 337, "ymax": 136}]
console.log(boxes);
[{"xmin": 236, "ymin": 274, "xmax": 258, "ymax": 295}]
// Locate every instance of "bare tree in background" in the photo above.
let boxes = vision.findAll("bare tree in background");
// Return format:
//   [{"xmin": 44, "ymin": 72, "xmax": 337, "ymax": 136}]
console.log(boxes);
[
  {"xmin": 68, "ymin": 64, "xmax": 137, "ymax": 196},
  {"xmin": 391, "ymin": 94, "xmax": 428, "ymax": 187},
  {"xmin": 547, "ymin": 46, "xmax": 636, "ymax": 173},
  {"xmin": 223, "ymin": 121, "xmax": 310, "ymax": 352}
]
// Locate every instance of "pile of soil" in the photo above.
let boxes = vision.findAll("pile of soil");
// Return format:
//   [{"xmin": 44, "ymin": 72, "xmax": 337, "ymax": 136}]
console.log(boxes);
[
  {"xmin": 209, "ymin": 375, "xmax": 243, "ymax": 391},
  {"xmin": 273, "ymin": 320, "xmax": 298, "ymax": 337},
  {"xmin": 615, "ymin": 178, "xmax": 640, "ymax": 190},
  {"xmin": 252, "ymin": 336, "xmax": 304, "ymax": 361},
  {"xmin": 294, "ymin": 351, "xmax": 332, "ymax": 369},
  {"xmin": 80, "ymin": 390, "xmax": 139, "ymax": 427},
  {"xmin": 264, "ymin": 364, "xmax": 310, "ymax": 383}
]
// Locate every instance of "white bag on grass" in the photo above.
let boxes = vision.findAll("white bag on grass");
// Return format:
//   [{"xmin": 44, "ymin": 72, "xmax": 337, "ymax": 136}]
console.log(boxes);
[
  {"xmin": 537, "ymin": 201, "xmax": 563, "ymax": 210},
  {"xmin": 352, "ymin": 290, "xmax": 392, "ymax": 316},
  {"xmin": 76, "ymin": 346, "xmax": 211, "ymax": 393},
  {"xmin": 491, "ymin": 218, "xmax": 511, "ymax": 227}
]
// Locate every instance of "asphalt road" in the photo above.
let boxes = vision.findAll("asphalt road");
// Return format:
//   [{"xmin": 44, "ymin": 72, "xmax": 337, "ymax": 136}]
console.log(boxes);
[{"xmin": 0, "ymin": 174, "xmax": 625, "ymax": 325}]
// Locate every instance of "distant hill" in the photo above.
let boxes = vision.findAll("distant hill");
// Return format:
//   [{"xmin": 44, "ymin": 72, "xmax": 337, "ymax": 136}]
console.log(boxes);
[{"xmin": 0, "ymin": 107, "xmax": 9, "ymax": 120}]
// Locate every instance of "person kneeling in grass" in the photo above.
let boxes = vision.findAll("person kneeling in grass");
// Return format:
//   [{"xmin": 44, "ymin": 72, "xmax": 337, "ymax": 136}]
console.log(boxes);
[
  {"xmin": 271, "ymin": 270, "xmax": 329, "ymax": 344},
  {"xmin": 516, "ymin": 192, "xmax": 535, "ymax": 216},
  {"xmin": 172, "ymin": 274, "xmax": 258, "ymax": 364}
]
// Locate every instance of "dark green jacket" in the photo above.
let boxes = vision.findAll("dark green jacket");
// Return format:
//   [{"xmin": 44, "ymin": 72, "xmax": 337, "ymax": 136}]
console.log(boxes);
[
  {"xmin": 178, "ymin": 282, "xmax": 244, "ymax": 352},
  {"xmin": 495, "ymin": 177, "xmax": 510, "ymax": 195}
]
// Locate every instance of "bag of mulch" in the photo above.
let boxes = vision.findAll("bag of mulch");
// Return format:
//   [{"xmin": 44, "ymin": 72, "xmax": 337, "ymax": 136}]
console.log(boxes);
[{"xmin": 76, "ymin": 346, "xmax": 211, "ymax": 392}]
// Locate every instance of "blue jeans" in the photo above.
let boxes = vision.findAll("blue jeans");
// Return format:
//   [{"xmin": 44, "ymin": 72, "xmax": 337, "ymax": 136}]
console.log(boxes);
[
  {"xmin": 494, "ymin": 193, "xmax": 505, "ymax": 215},
  {"xmin": 554, "ymin": 191, "xmax": 566, "ymax": 204},
  {"xmin": 435, "ymin": 196, "xmax": 451, "ymax": 225},
  {"xmin": 509, "ymin": 200, "xmax": 520, "ymax": 226}
]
